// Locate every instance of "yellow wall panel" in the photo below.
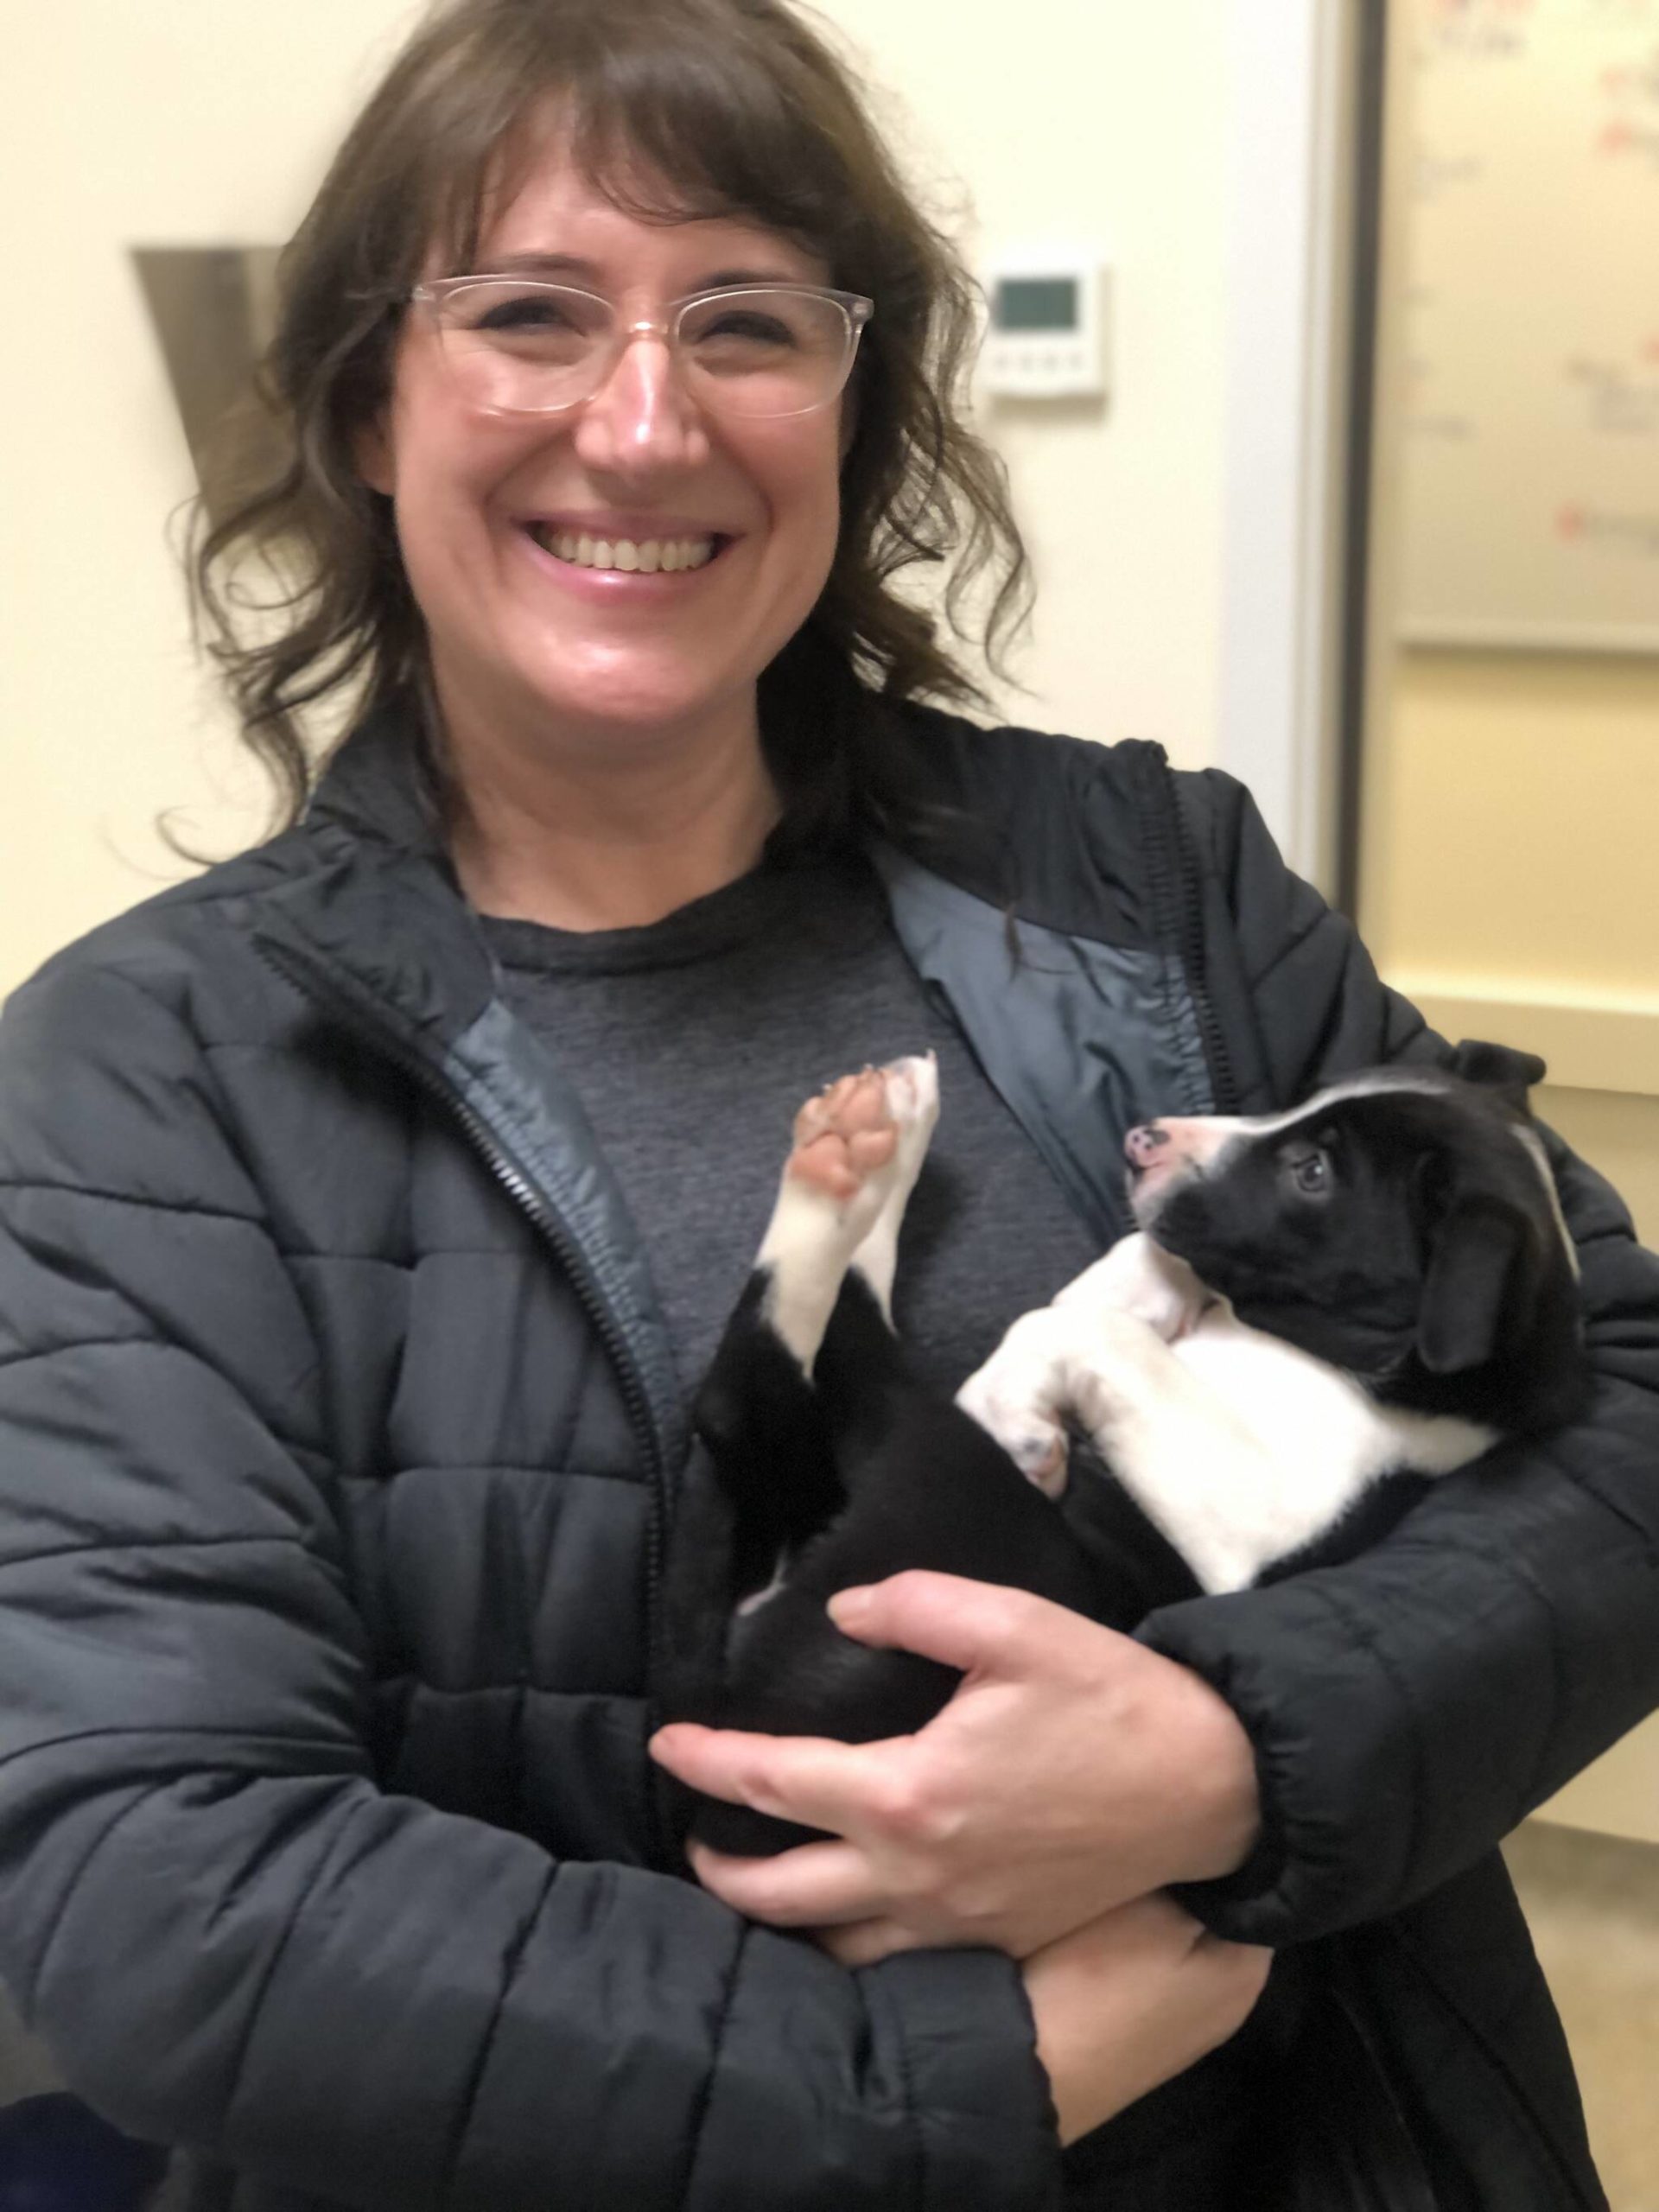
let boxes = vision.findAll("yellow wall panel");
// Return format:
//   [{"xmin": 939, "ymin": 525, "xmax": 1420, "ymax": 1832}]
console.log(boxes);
[{"xmin": 1364, "ymin": 651, "xmax": 1659, "ymax": 1006}]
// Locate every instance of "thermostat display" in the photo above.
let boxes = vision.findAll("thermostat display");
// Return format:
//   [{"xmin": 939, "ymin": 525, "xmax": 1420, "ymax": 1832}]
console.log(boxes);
[
  {"xmin": 995, "ymin": 276, "xmax": 1079, "ymax": 334},
  {"xmin": 983, "ymin": 250, "xmax": 1109, "ymax": 401}
]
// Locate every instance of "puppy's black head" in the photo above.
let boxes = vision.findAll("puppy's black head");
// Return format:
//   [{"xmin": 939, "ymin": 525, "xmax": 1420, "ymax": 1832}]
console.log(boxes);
[{"xmin": 1124, "ymin": 1049, "xmax": 1584, "ymax": 1428}]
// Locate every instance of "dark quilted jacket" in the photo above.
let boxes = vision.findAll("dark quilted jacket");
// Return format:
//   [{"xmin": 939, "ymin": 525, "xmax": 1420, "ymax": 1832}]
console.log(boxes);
[{"xmin": 0, "ymin": 702, "xmax": 1655, "ymax": 2212}]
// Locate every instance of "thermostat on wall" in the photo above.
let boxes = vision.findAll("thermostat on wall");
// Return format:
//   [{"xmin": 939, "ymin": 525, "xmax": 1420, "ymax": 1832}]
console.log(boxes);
[{"xmin": 983, "ymin": 248, "xmax": 1109, "ymax": 401}]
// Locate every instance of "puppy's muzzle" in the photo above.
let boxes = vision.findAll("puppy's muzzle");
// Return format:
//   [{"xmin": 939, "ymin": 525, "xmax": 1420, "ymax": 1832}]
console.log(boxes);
[
  {"xmin": 1124, "ymin": 1122, "xmax": 1173, "ymax": 1170},
  {"xmin": 1125, "ymin": 1116, "xmax": 1239, "ymax": 1224},
  {"xmin": 1125, "ymin": 1116, "xmax": 1233, "ymax": 1170}
]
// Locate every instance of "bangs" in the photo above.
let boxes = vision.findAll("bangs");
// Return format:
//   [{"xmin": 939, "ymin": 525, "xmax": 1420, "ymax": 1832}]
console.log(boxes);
[{"xmin": 421, "ymin": 0, "xmax": 867, "ymax": 280}]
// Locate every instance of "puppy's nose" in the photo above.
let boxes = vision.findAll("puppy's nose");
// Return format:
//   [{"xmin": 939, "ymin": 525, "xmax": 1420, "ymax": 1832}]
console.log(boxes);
[{"xmin": 1124, "ymin": 1123, "xmax": 1171, "ymax": 1166}]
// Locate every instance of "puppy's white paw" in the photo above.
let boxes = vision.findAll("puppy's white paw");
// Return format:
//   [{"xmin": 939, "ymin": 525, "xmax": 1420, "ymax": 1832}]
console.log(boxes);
[
  {"xmin": 760, "ymin": 1056, "xmax": 939, "ymax": 1369},
  {"xmin": 785, "ymin": 1054, "xmax": 938, "ymax": 1244},
  {"xmin": 956, "ymin": 1369, "xmax": 1071, "ymax": 1499}
]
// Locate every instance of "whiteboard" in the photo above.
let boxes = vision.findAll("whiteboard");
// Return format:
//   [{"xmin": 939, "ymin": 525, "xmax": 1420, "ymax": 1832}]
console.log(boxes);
[{"xmin": 1398, "ymin": 0, "xmax": 1659, "ymax": 652}]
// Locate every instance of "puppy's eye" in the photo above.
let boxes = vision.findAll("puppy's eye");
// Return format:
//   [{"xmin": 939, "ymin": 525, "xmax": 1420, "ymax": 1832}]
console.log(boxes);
[{"xmin": 1293, "ymin": 1154, "xmax": 1330, "ymax": 1196}]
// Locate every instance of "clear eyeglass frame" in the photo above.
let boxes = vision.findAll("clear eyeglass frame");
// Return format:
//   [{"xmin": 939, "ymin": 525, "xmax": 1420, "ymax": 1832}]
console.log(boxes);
[{"xmin": 409, "ymin": 276, "xmax": 875, "ymax": 421}]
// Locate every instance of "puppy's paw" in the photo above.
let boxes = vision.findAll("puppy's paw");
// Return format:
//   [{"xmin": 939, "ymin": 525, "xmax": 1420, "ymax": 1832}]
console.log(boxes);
[
  {"xmin": 785, "ymin": 1055, "xmax": 938, "ymax": 1236},
  {"xmin": 787, "ymin": 1069, "xmax": 898, "ymax": 1204},
  {"xmin": 956, "ymin": 1371, "xmax": 1071, "ymax": 1498},
  {"xmin": 1007, "ymin": 1420, "xmax": 1071, "ymax": 1498}
]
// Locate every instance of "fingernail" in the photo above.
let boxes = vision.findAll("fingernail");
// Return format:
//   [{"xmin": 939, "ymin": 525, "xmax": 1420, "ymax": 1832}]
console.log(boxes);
[{"xmin": 828, "ymin": 1586, "xmax": 874, "ymax": 1628}]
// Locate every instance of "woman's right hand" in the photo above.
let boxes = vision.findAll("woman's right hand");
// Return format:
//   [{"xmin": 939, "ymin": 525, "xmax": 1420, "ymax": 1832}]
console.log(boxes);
[{"xmin": 1021, "ymin": 1893, "xmax": 1271, "ymax": 2145}]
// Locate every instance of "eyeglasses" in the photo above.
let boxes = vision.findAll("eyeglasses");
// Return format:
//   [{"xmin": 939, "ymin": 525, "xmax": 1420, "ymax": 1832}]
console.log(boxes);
[{"xmin": 410, "ymin": 277, "xmax": 874, "ymax": 421}]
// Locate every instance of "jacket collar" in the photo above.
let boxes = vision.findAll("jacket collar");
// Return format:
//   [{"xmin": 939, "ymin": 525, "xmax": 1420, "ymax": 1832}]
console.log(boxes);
[
  {"xmin": 304, "ymin": 695, "xmax": 450, "ymax": 855},
  {"xmin": 257, "ymin": 700, "xmax": 498, "ymax": 1051}
]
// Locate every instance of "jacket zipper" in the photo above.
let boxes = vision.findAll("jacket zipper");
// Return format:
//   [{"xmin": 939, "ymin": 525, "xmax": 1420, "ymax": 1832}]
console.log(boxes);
[
  {"xmin": 253, "ymin": 934, "xmax": 677, "ymax": 1867},
  {"xmin": 1139, "ymin": 751, "xmax": 1243, "ymax": 1116}
]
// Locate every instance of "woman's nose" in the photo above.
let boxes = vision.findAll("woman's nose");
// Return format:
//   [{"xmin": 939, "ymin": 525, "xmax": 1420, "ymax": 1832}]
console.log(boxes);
[{"xmin": 571, "ymin": 334, "xmax": 710, "ymax": 478}]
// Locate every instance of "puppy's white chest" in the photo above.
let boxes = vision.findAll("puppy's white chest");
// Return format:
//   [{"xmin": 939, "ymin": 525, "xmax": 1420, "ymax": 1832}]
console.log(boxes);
[
  {"xmin": 1173, "ymin": 1315, "xmax": 1394, "ymax": 1477},
  {"xmin": 1178, "ymin": 1311, "xmax": 1497, "ymax": 1471},
  {"xmin": 1147, "ymin": 1311, "xmax": 1497, "ymax": 1589}
]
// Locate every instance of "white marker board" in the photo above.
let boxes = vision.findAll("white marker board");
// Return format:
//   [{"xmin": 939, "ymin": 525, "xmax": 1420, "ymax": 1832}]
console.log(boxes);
[{"xmin": 1399, "ymin": 0, "xmax": 1659, "ymax": 651}]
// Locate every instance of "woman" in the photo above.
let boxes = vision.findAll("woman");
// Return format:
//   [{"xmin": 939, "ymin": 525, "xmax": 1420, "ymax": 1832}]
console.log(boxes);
[{"xmin": 0, "ymin": 2, "xmax": 1652, "ymax": 2207}]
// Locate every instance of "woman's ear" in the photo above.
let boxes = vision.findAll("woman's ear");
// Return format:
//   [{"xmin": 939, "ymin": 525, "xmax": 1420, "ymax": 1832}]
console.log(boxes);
[
  {"xmin": 838, "ymin": 389, "xmax": 859, "ymax": 465},
  {"xmin": 354, "ymin": 415, "xmax": 395, "ymax": 496}
]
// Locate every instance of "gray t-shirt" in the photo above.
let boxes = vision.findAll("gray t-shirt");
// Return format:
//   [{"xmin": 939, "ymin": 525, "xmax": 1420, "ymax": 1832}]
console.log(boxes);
[{"xmin": 482, "ymin": 851, "xmax": 1100, "ymax": 1402}]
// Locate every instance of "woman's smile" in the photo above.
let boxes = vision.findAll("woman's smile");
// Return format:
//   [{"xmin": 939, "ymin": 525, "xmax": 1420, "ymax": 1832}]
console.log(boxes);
[
  {"xmin": 513, "ymin": 505, "xmax": 738, "ymax": 599},
  {"xmin": 524, "ymin": 522, "xmax": 727, "ymax": 575}
]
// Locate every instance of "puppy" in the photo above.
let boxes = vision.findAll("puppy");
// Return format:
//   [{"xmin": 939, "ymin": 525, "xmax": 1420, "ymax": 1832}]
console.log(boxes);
[
  {"xmin": 671, "ymin": 1041, "xmax": 1586, "ymax": 1858},
  {"xmin": 959, "ymin": 1042, "xmax": 1586, "ymax": 1598}
]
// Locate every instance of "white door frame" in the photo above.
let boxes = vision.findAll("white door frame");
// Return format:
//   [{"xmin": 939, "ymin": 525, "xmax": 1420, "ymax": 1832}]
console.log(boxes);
[{"xmin": 1216, "ymin": 0, "xmax": 1366, "ymax": 899}]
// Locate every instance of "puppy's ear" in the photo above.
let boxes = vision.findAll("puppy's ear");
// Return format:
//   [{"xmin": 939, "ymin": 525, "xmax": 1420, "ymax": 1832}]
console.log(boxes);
[
  {"xmin": 1416, "ymin": 1195, "xmax": 1526, "ymax": 1374},
  {"xmin": 1449, "ymin": 1039, "xmax": 1547, "ymax": 1112}
]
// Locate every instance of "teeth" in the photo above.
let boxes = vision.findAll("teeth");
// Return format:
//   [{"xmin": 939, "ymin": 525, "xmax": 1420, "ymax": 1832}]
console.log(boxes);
[{"xmin": 537, "ymin": 528, "xmax": 717, "ymax": 575}]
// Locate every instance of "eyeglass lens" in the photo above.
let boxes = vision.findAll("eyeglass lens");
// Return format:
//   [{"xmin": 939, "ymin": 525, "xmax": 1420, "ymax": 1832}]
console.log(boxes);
[{"xmin": 432, "ymin": 283, "xmax": 860, "ymax": 417}]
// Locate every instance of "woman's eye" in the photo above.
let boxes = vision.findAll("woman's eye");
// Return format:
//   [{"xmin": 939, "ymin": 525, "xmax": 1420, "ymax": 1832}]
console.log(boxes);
[
  {"xmin": 474, "ymin": 296, "xmax": 572, "ymax": 332},
  {"xmin": 697, "ymin": 312, "xmax": 798, "ymax": 347}
]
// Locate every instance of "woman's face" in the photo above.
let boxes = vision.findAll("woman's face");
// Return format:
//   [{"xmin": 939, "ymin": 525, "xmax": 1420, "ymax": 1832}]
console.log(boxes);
[{"xmin": 359, "ymin": 136, "xmax": 849, "ymax": 765}]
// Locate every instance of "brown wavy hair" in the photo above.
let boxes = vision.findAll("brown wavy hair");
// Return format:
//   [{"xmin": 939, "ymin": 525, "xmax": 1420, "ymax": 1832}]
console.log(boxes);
[{"xmin": 192, "ymin": 0, "xmax": 1030, "ymax": 837}]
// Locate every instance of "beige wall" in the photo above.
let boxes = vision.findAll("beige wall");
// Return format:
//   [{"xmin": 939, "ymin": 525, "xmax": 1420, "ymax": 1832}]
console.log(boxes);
[
  {"xmin": 0, "ymin": 0, "xmax": 1236, "ymax": 998},
  {"xmin": 818, "ymin": 0, "xmax": 1232, "ymax": 766},
  {"xmin": 1, "ymin": 2, "xmax": 428, "ymax": 992}
]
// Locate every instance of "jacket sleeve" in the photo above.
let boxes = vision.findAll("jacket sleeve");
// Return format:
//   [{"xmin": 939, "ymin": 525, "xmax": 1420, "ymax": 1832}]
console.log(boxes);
[
  {"xmin": 1136, "ymin": 772, "xmax": 1659, "ymax": 1948},
  {"xmin": 0, "ymin": 954, "xmax": 1059, "ymax": 2212}
]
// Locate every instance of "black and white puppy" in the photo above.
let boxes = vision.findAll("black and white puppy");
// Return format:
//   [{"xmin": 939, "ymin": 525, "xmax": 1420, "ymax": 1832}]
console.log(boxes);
[{"xmin": 671, "ymin": 1042, "xmax": 1586, "ymax": 1856}]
